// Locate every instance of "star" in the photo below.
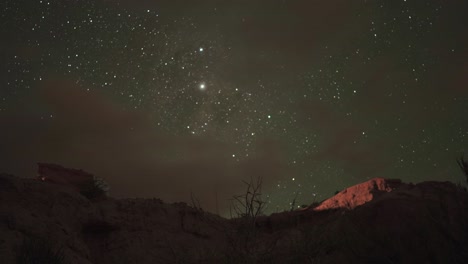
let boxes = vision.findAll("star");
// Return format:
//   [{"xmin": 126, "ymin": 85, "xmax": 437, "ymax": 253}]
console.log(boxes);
[{"xmin": 0, "ymin": 0, "xmax": 465, "ymax": 215}]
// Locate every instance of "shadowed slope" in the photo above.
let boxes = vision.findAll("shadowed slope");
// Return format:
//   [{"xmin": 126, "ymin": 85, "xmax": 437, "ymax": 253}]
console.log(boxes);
[{"xmin": 1, "ymin": 167, "xmax": 467, "ymax": 263}]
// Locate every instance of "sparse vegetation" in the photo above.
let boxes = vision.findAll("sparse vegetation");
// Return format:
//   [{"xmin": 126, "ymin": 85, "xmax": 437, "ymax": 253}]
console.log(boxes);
[
  {"xmin": 3, "ymin": 165, "xmax": 468, "ymax": 263},
  {"xmin": 225, "ymin": 176, "xmax": 276, "ymax": 263},
  {"xmin": 230, "ymin": 176, "xmax": 266, "ymax": 223},
  {"xmin": 79, "ymin": 176, "xmax": 109, "ymax": 200},
  {"xmin": 289, "ymin": 192, "xmax": 299, "ymax": 212},
  {"xmin": 457, "ymin": 154, "xmax": 468, "ymax": 184},
  {"xmin": 190, "ymin": 191, "xmax": 203, "ymax": 212},
  {"xmin": 16, "ymin": 236, "xmax": 65, "ymax": 264}
]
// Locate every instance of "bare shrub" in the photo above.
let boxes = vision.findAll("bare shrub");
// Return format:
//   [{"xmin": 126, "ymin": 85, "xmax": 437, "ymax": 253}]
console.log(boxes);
[
  {"xmin": 230, "ymin": 176, "xmax": 266, "ymax": 223},
  {"xmin": 224, "ymin": 176, "xmax": 276, "ymax": 263},
  {"xmin": 79, "ymin": 176, "xmax": 109, "ymax": 200},
  {"xmin": 457, "ymin": 154, "xmax": 468, "ymax": 184}
]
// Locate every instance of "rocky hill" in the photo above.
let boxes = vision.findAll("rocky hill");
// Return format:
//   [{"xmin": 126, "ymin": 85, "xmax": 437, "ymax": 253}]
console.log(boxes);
[{"xmin": 1, "ymin": 167, "xmax": 467, "ymax": 263}]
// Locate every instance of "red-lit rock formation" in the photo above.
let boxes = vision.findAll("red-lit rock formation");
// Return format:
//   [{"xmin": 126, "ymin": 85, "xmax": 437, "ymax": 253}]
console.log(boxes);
[{"xmin": 313, "ymin": 177, "xmax": 403, "ymax": 211}]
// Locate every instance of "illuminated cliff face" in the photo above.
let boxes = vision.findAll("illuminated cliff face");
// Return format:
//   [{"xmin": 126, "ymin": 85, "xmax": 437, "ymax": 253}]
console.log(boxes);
[{"xmin": 312, "ymin": 178, "xmax": 403, "ymax": 211}]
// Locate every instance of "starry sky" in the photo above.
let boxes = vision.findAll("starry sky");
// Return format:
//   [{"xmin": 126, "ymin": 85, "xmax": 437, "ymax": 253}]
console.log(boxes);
[{"xmin": 1, "ymin": 0, "xmax": 467, "ymax": 214}]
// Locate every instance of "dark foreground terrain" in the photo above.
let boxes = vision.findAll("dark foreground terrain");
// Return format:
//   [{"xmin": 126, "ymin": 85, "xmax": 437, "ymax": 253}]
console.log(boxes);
[{"xmin": 1, "ymin": 168, "xmax": 467, "ymax": 263}]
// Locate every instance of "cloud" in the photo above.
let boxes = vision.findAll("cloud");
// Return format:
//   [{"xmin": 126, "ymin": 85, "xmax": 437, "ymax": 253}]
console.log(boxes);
[
  {"xmin": 297, "ymin": 99, "xmax": 390, "ymax": 180},
  {"xmin": 0, "ymin": 80, "xmax": 289, "ymax": 214}
]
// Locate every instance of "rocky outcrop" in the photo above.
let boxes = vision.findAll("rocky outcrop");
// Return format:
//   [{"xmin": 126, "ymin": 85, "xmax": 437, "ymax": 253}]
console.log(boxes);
[
  {"xmin": 37, "ymin": 163, "xmax": 107, "ymax": 200},
  {"xmin": 0, "ymin": 173, "xmax": 227, "ymax": 264},
  {"xmin": 37, "ymin": 163, "xmax": 94, "ymax": 190},
  {"xmin": 313, "ymin": 177, "xmax": 403, "ymax": 211},
  {"xmin": 0, "ymin": 168, "xmax": 467, "ymax": 264}
]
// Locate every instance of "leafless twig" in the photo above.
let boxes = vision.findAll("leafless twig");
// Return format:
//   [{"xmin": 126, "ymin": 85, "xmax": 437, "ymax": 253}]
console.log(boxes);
[
  {"xmin": 231, "ymin": 176, "xmax": 265, "ymax": 224},
  {"xmin": 190, "ymin": 191, "xmax": 203, "ymax": 212},
  {"xmin": 457, "ymin": 153, "xmax": 468, "ymax": 184}
]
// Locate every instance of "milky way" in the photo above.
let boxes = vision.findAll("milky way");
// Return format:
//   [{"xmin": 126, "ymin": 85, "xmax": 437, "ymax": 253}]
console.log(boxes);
[{"xmin": 1, "ymin": 0, "xmax": 467, "ymax": 213}]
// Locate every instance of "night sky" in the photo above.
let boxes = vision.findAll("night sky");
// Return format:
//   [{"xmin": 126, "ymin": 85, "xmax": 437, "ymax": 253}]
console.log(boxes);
[{"xmin": 1, "ymin": 0, "xmax": 467, "ymax": 215}]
